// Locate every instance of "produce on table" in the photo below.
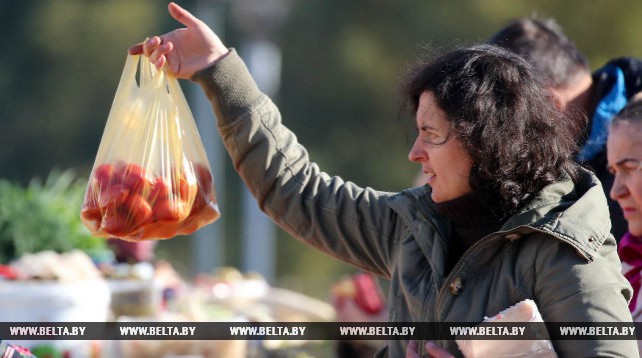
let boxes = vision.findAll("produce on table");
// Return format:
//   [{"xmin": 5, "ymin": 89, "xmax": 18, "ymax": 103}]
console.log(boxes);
[
  {"xmin": 81, "ymin": 161, "xmax": 220, "ymax": 241},
  {"xmin": 9, "ymin": 250, "xmax": 103, "ymax": 282}
]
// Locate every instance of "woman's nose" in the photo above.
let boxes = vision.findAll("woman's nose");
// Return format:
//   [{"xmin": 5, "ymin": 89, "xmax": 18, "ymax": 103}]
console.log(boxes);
[
  {"xmin": 610, "ymin": 175, "xmax": 629, "ymax": 201},
  {"xmin": 408, "ymin": 139, "xmax": 427, "ymax": 163}
]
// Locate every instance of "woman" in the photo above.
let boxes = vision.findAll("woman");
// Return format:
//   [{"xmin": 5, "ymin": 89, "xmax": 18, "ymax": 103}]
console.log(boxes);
[
  {"xmin": 609, "ymin": 94, "xmax": 642, "ymax": 321},
  {"xmin": 130, "ymin": 3, "xmax": 636, "ymax": 357}
]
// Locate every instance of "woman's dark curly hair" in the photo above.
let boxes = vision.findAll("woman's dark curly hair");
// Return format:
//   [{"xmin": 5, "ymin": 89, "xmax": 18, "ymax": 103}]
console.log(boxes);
[{"xmin": 401, "ymin": 44, "xmax": 581, "ymax": 218}]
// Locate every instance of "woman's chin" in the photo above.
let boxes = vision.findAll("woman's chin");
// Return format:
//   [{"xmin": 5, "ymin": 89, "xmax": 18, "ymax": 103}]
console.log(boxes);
[
  {"xmin": 629, "ymin": 226, "xmax": 642, "ymax": 238},
  {"xmin": 430, "ymin": 192, "xmax": 444, "ymax": 203}
]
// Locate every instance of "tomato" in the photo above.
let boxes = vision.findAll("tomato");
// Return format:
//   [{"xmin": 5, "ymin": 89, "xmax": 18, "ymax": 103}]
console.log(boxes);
[
  {"xmin": 149, "ymin": 178, "xmax": 171, "ymax": 204},
  {"xmin": 142, "ymin": 222, "xmax": 178, "ymax": 239},
  {"xmin": 97, "ymin": 184, "xmax": 130, "ymax": 209},
  {"xmin": 194, "ymin": 163, "xmax": 214, "ymax": 195},
  {"xmin": 178, "ymin": 198, "xmax": 220, "ymax": 235},
  {"xmin": 170, "ymin": 175, "xmax": 191, "ymax": 201},
  {"xmin": 80, "ymin": 209, "xmax": 101, "ymax": 232},
  {"xmin": 101, "ymin": 210, "xmax": 135, "ymax": 237},
  {"xmin": 117, "ymin": 163, "xmax": 152, "ymax": 195},
  {"xmin": 125, "ymin": 194, "xmax": 153, "ymax": 226},
  {"xmin": 85, "ymin": 162, "xmax": 219, "ymax": 239},
  {"xmin": 82, "ymin": 186, "xmax": 100, "ymax": 213},
  {"xmin": 189, "ymin": 190, "xmax": 206, "ymax": 214},
  {"xmin": 177, "ymin": 215, "xmax": 200, "ymax": 235},
  {"xmin": 81, "ymin": 187, "xmax": 102, "ymax": 232},
  {"xmin": 153, "ymin": 199, "xmax": 186, "ymax": 222},
  {"xmin": 93, "ymin": 164, "xmax": 115, "ymax": 190}
]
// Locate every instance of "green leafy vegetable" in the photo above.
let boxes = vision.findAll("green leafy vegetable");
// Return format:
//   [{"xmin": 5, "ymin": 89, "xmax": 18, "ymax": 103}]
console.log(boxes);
[{"xmin": 0, "ymin": 169, "xmax": 108, "ymax": 263}]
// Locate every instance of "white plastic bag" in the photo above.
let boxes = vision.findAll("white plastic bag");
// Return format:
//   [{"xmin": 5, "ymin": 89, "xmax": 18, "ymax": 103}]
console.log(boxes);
[
  {"xmin": 81, "ymin": 54, "xmax": 220, "ymax": 241},
  {"xmin": 456, "ymin": 299, "xmax": 557, "ymax": 358}
]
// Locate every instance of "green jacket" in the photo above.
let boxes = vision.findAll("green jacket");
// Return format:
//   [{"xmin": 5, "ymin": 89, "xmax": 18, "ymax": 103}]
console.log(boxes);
[{"xmin": 193, "ymin": 50, "xmax": 637, "ymax": 358}]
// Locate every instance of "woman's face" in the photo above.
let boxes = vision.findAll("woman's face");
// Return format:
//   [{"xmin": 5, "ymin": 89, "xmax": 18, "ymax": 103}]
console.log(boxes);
[
  {"xmin": 408, "ymin": 91, "xmax": 473, "ymax": 203},
  {"xmin": 607, "ymin": 122, "xmax": 642, "ymax": 236}
]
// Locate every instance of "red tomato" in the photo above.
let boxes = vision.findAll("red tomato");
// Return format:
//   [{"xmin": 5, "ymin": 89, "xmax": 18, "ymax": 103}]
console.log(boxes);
[
  {"xmin": 189, "ymin": 191, "xmax": 206, "ymax": 214},
  {"xmin": 80, "ymin": 185, "xmax": 102, "ymax": 232},
  {"xmin": 81, "ymin": 190, "xmax": 102, "ymax": 231},
  {"xmin": 125, "ymin": 194, "xmax": 153, "ymax": 226},
  {"xmin": 101, "ymin": 210, "xmax": 135, "ymax": 237},
  {"xmin": 93, "ymin": 164, "xmax": 115, "ymax": 190},
  {"xmin": 178, "ymin": 199, "xmax": 220, "ymax": 235},
  {"xmin": 171, "ymin": 176, "xmax": 192, "ymax": 201},
  {"xmin": 153, "ymin": 199, "xmax": 186, "ymax": 222},
  {"xmin": 80, "ymin": 209, "xmax": 101, "ymax": 232},
  {"xmin": 142, "ymin": 222, "xmax": 177, "ymax": 239},
  {"xmin": 194, "ymin": 163, "xmax": 214, "ymax": 195},
  {"xmin": 82, "ymin": 186, "xmax": 100, "ymax": 212},
  {"xmin": 148, "ymin": 178, "xmax": 171, "ymax": 204},
  {"xmin": 177, "ymin": 216, "xmax": 200, "ymax": 235},
  {"xmin": 118, "ymin": 163, "xmax": 151, "ymax": 194},
  {"xmin": 98, "ymin": 184, "xmax": 130, "ymax": 209}
]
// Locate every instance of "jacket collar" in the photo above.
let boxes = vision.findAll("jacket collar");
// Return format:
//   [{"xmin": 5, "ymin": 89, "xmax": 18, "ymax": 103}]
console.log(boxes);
[{"xmin": 388, "ymin": 167, "xmax": 610, "ymax": 262}]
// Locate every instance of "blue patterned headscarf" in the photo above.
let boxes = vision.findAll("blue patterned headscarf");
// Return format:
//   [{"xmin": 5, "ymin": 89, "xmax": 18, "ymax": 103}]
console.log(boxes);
[{"xmin": 577, "ymin": 64, "xmax": 628, "ymax": 162}]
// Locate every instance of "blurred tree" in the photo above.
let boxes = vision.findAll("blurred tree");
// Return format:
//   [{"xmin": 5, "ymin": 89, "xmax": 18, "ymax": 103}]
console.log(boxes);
[{"xmin": 0, "ymin": 1, "xmax": 165, "ymax": 185}]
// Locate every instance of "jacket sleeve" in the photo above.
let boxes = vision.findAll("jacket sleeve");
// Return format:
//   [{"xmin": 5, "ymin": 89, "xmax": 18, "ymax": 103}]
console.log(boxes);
[
  {"xmin": 532, "ymin": 234, "xmax": 638, "ymax": 358},
  {"xmin": 191, "ymin": 49, "xmax": 400, "ymax": 277}
]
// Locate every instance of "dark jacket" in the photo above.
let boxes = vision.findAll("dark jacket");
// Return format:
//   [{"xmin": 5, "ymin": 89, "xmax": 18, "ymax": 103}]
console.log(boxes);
[{"xmin": 193, "ymin": 50, "xmax": 637, "ymax": 358}]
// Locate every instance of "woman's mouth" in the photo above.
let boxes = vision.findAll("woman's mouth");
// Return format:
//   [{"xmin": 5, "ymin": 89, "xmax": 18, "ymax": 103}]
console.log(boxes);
[
  {"xmin": 425, "ymin": 173, "xmax": 435, "ymax": 184},
  {"xmin": 622, "ymin": 206, "xmax": 638, "ymax": 218}
]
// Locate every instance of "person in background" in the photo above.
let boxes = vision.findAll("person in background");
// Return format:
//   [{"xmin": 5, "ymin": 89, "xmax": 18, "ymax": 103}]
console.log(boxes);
[
  {"xmin": 105, "ymin": 238, "xmax": 185, "ymax": 310},
  {"xmin": 489, "ymin": 17, "xmax": 642, "ymax": 241},
  {"xmin": 608, "ymin": 93, "xmax": 642, "ymax": 321},
  {"xmin": 129, "ymin": 3, "xmax": 636, "ymax": 356},
  {"xmin": 107, "ymin": 238, "xmax": 157, "ymax": 263}
]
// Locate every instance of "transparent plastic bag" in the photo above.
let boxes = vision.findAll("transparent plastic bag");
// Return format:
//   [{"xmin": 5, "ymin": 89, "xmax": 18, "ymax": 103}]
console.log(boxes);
[
  {"xmin": 80, "ymin": 54, "xmax": 220, "ymax": 241},
  {"xmin": 456, "ymin": 299, "xmax": 557, "ymax": 358}
]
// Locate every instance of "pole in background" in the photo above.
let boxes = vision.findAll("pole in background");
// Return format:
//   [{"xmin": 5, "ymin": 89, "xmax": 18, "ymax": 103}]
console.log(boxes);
[
  {"xmin": 189, "ymin": 0, "xmax": 227, "ymax": 276},
  {"xmin": 239, "ymin": 39, "xmax": 282, "ymax": 283},
  {"xmin": 188, "ymin": 0, "xmax": 290, "ymax": 280},
  {"xmin": 233, "ymin": 0, "xmax": 289, "ymax": 283}
]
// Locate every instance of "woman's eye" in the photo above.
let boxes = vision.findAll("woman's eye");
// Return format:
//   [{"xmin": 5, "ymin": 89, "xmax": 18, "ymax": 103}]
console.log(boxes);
[
  {"xmin": 622, "ymin": 160, "xmax": 639, "ymax": 171},
  {"xmin": 422, "ymin": 132, "xmax": 440, "ymax": 143}
]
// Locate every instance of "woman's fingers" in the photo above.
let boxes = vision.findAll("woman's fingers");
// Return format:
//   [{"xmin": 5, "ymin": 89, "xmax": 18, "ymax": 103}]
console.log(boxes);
[
  {"xmin": 168, "ymin": 2, "xmax": 201, "ymax": 28},
  {"xmin": 128, "ymin": 36, "xmax": 161, "ymax": 57},
  {"xmin": 406, "ymin": 340, "xmax": 420, "ymax": 358},
  {"xmin": 149, "ymin": 42, "xmax": 173, "ymax": 69},
  {"xmin": 130, "ymin": 37, "xmax": 172, "ymax": 69},
  {"xmin": 142, "ymin": 36, "xmax": 161, "ymax": 57},
  {"xmin": 128, "ymin": 43, "xmax": 143, "ymax": 55}
]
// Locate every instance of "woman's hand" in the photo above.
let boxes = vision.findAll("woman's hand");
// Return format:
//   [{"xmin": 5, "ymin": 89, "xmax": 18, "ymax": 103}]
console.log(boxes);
[
  {"xmin": 128, "ymin": 2, "xmax": 229, "ymax": 79},
  {"xmin": 406, "ymin": 341, "xmax": 455, "ymax": 358}
]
